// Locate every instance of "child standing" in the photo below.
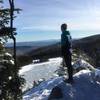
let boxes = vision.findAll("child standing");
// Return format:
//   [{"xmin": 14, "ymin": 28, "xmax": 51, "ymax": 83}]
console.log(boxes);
[{"xmin": 61, "ymin": 23, "xmax": 73, "ymax": 83}]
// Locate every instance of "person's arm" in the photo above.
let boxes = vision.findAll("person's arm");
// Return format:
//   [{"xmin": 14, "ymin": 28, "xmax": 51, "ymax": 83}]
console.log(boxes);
[
  {"xmin": 67, "ymin": 32, "xmax": 72, "ymax": 53},
  {"xmin": 66, "ymin": 32, "xmax": 71, "ymax": 49}
]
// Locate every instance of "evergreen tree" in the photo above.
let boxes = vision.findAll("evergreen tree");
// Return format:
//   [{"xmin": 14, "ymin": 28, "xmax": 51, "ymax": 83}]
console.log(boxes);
[{"xmin": 0, "ymin": 0, "xmax": 25, "ymax": 99}]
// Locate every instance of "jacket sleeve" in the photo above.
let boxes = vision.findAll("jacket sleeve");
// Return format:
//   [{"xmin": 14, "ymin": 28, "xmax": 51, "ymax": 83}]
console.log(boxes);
[{"xmin": 67, "ymin": 34, "xmax": 72, "ymax": 48}]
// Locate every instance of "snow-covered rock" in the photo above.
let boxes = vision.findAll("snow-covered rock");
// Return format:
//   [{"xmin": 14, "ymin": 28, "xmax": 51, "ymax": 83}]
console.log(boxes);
[
  {"xmin": 95, "ymin": 69, "xmax": 100, "ymax": 77},
  {"xmin": 73, "ymin": 58, "xmax": 95, "ymax": 71},
  {"xmin": 23, "ymin": 69, "xmax": 100, "ymax": 100},
  {"xmin": 20, "ymin": 57, "xmax": 100, "ymax": 94}
]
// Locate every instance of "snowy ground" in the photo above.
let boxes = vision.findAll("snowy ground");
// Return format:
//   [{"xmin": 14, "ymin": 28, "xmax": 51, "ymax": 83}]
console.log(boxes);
[
  {"xmin": 19, "ymin": 58, "xmax": 62, "ymax": 90},
  {"xmin": 23, "ymin": 69, "xmax": 100, "ymax": 100},
  {"xmin": 21, "ymin": 57, "xmax": 100, "ymax": 100},
  {"xmin": 19, "ymin": 57, "xmax": 95, "ymax": 91}
]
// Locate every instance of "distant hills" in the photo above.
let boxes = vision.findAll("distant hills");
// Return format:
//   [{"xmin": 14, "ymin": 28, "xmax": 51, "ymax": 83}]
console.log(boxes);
[
  {"xmin": 73, "ymin": 34, "xmax": 100, "ymax": 67},
  {"xmin": 6, "ymin": 39, "xmax": 60, "ymax": 47},
  {"xmin": 6, "ymin": 39, "xmax": 59, "ymax": 56},
  {"xmin": 27, "ymin": 34, "xmax": 100, "ymax": 64},
  {"xmin": 6, "ymin": 34, "xmax": 100, "ymax": 67}
]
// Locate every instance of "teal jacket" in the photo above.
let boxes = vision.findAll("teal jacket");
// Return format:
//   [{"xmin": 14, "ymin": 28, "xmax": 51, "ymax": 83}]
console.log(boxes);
[{"xmin": 61, "ymin": 31, "xmax": 72, "ymax": 49}]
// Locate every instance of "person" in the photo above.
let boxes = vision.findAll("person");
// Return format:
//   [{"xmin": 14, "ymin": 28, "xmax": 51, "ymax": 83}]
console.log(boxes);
[{"xmin": 61, "ymin": 23, "xmax": 73, "ymax": 83}]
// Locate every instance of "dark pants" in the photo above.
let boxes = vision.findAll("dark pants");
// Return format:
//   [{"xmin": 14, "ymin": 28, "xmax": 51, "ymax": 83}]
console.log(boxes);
[{"xmin": 61, "ymin": 46, "xmax": 73, "ymax": 80}]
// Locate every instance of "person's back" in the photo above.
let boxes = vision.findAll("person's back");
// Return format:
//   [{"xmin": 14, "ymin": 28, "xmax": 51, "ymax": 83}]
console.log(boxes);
[
  {"xmin": 61, "ymin": 30, "xmax": 71, "ymax": 52},
  {"xmin": 61, "ymin": 23, "xmax": 73, "ymax": 83}
]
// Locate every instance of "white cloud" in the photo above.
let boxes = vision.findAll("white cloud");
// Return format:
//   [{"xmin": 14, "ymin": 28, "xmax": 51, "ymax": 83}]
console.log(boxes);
[{"xmin": 21, "ymin": 25, "xmax": 60, "ymax": 31}]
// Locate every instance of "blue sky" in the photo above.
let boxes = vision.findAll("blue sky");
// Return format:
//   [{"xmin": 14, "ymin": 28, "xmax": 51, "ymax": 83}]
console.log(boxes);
[{"xmin": 3, "ymin": 0, "xmax": 100, "ymax": 42}]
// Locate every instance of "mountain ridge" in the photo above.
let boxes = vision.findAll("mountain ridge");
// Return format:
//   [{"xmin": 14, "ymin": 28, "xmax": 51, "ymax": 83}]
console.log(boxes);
[{"xmin": 6, "ymin": 34, "xmax": 100, "ymax": 67}]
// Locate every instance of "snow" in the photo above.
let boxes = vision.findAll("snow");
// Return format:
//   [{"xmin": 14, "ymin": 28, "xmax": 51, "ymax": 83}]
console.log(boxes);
[
  {"xmin": 33, "ymin": 59, "xmax": 40, "ymax": 63},
  {"xmin": 95, "ymin": 69, "xmax": 100, "ymax": 77},
  {"xmin": 0, "ymin": 89, "xmax": 1, "ymax": 95},
  {"xmin": 19, "ymin": 57, "xmax": 62, "ymax": 75},
  {"xmin": 19, "ymin": 57, "xmax": 62, "ymax": 91},
  {"xmin": 73, "ymin": 58, "xmax": 95, "ymax": 70},
  {"xmin": 19, "ymin": 57, "xmax": 93, "ymax": 76},
  {"xmin": 23, "ymin": 69, "xmax": 100, "ymax": 100},
  {"xmin": 23, "ymin": 77, "xmax": 63, "ymax": 100},
  {"xmin": 74, "ymin": 69, "xmax": 91, "ymax": 76},
  {"xmin": 21, "ymin": 57, "xmax": 100, "ymax": 100},
  {"xmin": 9, "ymin": 60, "xmax": 14, "ymax": 65},
  {"xmin": 4, "ymin": 52, "xmax": 12, "ymax": 57}
]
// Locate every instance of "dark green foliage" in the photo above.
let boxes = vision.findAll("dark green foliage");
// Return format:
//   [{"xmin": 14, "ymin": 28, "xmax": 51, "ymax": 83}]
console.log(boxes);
[
  {"xmin": 0, "ymin": 27, "xmax": 16, "ymax": 37},
  {"xmin": 0, "ymin": 1, "xmax": 25, "ymax": 99},
  {"xmin": 17, "ymin": 55, "xmax": 33, "ymax": 67},
  {"xmin": 0, "ymin": 41, "xmax": 25, "ymax": 100}
]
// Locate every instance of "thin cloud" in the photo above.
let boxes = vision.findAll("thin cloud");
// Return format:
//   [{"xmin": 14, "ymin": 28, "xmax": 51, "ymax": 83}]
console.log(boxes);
[
  {"xmin": 3, "ymin": 0, "xmax": 100, "ymax": 42},
  {"xmin": 21, "ymin": 25, "xmax": 60, "ymax": 31}
]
